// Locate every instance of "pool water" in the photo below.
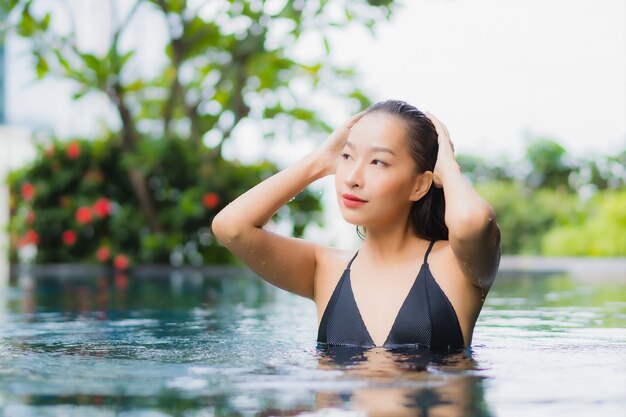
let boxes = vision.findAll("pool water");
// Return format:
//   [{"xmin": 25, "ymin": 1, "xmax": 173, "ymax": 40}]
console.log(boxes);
[{"xmin": 0, "ymin": 269, "xmax": 625, "ymax": 416}]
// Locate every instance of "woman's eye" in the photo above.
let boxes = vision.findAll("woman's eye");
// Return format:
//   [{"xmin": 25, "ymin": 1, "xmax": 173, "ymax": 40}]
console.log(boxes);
[
  {"xmin": 341, "ymin": 153, "xmax": 351, "ymax": 160},
  {"xmin": 372, "ymin": 159, "xmax": 388, "ymax": 167}
]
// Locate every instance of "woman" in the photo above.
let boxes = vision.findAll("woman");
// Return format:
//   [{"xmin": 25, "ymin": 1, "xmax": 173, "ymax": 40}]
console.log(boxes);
[{"xmin": 212, "ymin": 100, "xmax": 501, "ymax": 351}]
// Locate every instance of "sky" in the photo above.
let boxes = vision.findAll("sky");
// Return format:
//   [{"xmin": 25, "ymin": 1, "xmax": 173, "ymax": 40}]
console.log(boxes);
[
  {"xmin": 6, "ymin": 0, "xmax": 626, "ymax": 164},
  {"xmin": 216, "ymin": 0, "xmax": 626, "ymax": 169},
  {"xmin": 324, "ymin": 0, "xmax": 626, "ymax": 160}
]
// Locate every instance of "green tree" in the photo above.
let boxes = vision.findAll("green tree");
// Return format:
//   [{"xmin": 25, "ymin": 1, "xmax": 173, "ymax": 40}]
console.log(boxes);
[
  {"xmin": 2, "ymin": 0, "xmax": 395, "ymax": 265},
  {"xmin": 475, "ymin": 180, "xmax": 580, "ymax": 255},
  {"xmin": 569, "ymin": 148, "xmax": 626, "ymax": 192},
  {"xmin": 463, "ymin": 138, "xmax": 626, "ymax": 256},
  {"xmin": 3, "ymin": 0, "xmax": 392, "ymax": 231},
  {"xmin": 542, "ymin": 190, "xmax": 626, "ymax": 256},
  {"xmin": 523, "ymin": 138, "xmax": 574, "ymax": 191},
  {"xmin": 457, "ymin": 154, "xmax": 513, "ymax": 184}
]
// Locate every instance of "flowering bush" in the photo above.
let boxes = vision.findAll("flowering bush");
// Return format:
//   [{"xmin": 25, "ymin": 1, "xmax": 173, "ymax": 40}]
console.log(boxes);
[
  {"xmin": 2, "ymin": 0, "xmax": 395, "ymax": 266},
  {"xmin": 7, "ymin": 136, "xmax": 322, "ymax": 266}
]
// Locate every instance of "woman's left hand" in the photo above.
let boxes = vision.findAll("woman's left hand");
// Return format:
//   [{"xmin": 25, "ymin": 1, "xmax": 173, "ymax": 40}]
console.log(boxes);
[{"xmin": 425, "ymin": 111, "xmax": 458, "ymax": 188}]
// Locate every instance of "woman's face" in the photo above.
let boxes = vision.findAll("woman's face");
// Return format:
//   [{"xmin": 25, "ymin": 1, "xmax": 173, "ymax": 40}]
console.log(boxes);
[{"xmin": 335, "ymin": 112, "xmax": 431, "ymax": 230}]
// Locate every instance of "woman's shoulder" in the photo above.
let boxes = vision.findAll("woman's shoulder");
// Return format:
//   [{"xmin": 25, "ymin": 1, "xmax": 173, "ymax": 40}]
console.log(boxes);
[
  {"xmin": 312, "ymin": 244, "xmax": 355, "ymax": 307},
  {"xmin": 315, "ymin": 244, "xmax": 356, "ymax": 270},
  {"xmin": 430, "ymin": 239, "xmax": 475, "ymax": 269}
]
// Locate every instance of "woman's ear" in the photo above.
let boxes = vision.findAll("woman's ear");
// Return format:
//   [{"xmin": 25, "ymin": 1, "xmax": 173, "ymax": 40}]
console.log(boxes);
[{"xmin": 410, "ymin": 171, "xmax": 433, "ymax": 202}]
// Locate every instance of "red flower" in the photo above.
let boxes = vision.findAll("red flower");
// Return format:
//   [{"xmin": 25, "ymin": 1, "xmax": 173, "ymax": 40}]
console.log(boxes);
[
  {"xmin": 114, "ymin": 254, "xmax": 130, "ymax": 270},
  {"xmin": 26, "ymin": 230, "xmax": 40, "ymax": 245},
  {"xmin": 62, "ymin": 230, "xmax": 77, "ymax": 246},
  {"xmin": 18, "ymin": 230, "xmax": 40, "ymax": 247},
  {"xmin": 93, "ymin": 198, "xmax": 111, "ymax": 218},
  {"xmin": 21, "ymin": 182, "xmax": 35, "ymax": 201},
  {"xmin": 96, "ymin": 246, "xmax": 110, "ymax": 263},
  {"xmin": 203, "ymin": 192, "xmax": 220, "ymax": 209},
  {"xmin": 67, "ymin": 141, "xmax": 81, "ymax": 159},
  {"xmin": 75, "ymin": 206, "xmax": 93, "ymax": 224}
]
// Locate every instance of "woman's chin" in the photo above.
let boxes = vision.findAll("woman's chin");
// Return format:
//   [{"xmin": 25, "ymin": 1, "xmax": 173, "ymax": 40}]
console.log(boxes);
[{"xmin": 339, "ymin": 211, "xmax": 365, "ymax": 227}]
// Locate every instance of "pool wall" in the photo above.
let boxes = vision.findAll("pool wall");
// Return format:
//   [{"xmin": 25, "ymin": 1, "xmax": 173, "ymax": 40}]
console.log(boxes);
[{"xmin": 4, "ymin": 255, "xmax": 625, "ymax": 284}]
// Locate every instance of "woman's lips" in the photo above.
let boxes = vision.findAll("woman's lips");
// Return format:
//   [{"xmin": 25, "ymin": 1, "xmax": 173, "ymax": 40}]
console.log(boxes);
[{"xmin": 342, "ymin": 193, "xmax": 367, "ymax": 208}]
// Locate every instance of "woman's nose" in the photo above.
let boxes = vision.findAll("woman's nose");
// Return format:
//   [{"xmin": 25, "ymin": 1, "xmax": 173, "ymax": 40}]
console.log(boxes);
[{"xmin": 344, "ymin": 161, "xmax": 364, "ymax": 188}]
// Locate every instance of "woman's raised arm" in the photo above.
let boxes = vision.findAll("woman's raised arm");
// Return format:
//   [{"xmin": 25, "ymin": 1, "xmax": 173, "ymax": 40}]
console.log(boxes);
[
  {"xmin": 211, "ymin": 112, "xmax": 365, "ymax": 300},
  {"xmin": 426, "ymin": 112, "xmax": 501, "ymax": 293}
]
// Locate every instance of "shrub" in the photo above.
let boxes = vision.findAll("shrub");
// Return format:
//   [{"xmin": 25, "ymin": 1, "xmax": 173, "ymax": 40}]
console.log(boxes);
[
  {"xmin": 7, "ymin": 137, "xmax": 321, "ymax": 266},
  {"xmin": 542, "ymin": 190, "xmax": 626, "ymax": 256}
]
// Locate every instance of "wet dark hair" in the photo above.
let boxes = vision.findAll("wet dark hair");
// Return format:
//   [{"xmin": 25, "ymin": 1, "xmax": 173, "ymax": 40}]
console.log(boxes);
[{"xmin": 360, "ymin": 99, "xmax": 449, "ymax": 241}]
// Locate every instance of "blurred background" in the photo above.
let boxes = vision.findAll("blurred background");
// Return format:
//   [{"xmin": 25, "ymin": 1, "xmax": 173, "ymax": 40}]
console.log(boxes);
[
  {"xmin": 2, "ymin": 4, "xmax": 624, "ymax": 415},
  {"xmin": 1, "ymin": 0, "xmax": 625, "ymax": 276}
]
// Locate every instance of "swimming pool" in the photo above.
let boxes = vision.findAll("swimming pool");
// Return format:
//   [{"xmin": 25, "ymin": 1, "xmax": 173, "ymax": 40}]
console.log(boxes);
[{"xmin": 0, "ymin": 268, "xmax": 625, "ymax": 416}]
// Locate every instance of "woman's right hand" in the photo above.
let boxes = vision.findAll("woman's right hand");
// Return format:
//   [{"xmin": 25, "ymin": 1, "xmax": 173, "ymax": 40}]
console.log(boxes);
[{"xmin": 315, "ymin": 111, "xmax": 367, "ymax": 176}]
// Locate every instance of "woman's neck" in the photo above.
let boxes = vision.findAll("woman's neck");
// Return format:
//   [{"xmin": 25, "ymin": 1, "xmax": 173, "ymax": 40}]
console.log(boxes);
[{"xmin": 359, "ymin": 221, "xmax": 427, "ymax": 265}]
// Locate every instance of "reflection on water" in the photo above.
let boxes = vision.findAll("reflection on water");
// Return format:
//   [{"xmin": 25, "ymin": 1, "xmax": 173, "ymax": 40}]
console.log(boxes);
[
  {"xmin": 316, "ymin": 346, "xmax": 491, "ymax": 417},
  {"xmin": 0, "ymin": 270, "xmax": 624, "ymax": 416}
]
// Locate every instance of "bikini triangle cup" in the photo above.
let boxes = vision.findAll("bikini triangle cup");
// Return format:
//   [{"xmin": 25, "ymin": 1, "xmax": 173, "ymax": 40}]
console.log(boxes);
[{"xmin": 317, "ymin": 240, "xmax": 465, "ymax": 351}]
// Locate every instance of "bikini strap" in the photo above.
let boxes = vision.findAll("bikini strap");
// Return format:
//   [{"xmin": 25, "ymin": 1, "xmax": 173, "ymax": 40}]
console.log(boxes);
[
  {"xmin": 346, "ymin": 251, "xmax": 359, "ymax": 270},
  {"xmin": 423, "ymin": 240, "xmax": 436, "ymax": 264}
]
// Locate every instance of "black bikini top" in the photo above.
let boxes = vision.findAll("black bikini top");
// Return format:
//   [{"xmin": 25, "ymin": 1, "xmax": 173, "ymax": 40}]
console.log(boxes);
[{"xmin": 317, "ymin": 240, "xmax": 465, "ymax": 351}]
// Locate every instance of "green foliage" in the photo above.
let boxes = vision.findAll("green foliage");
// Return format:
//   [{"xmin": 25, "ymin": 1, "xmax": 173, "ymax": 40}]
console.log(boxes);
[
  {"xmin": 7, "ymin": 137, "xmax": 322, "ymax": 266},
  {"xmin": 542, "ymin": 190, "xmax": 626, "ymax": 256},
  {"xmin": 456, "ymin": 154, "xmax": 513, "ymax": 184},
  {"xmin": 1, "ymin": 0, "xmax": 393, "ymax": 145},
  {"xmin": 2, "ymin": 0, "xmax": 395, "ymax": 265},
  {"xmin": 462, "ymin": 138, "xmax": 625, "ymax": 256},
  {"xmin": 475, "ymin": 181, "xmax": 580, "ymax": 255},
  {"xmin": 524, "ymin": 138, "xmax": 573, "ymax": 190}
]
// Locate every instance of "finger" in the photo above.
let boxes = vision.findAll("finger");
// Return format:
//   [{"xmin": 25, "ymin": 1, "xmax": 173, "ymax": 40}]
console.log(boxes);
[
  {"xmin": 425, "ymin": 111, "xmax": 441, "ymax": 126},
  {"xmin": 442, "ymin": 123, "xmax": 450, "ymax": 137},
  {"xmin": 425, "ymin": 111, "xmax": 451, "ymax": 138},
  {"xmin": 346, "ymin": 111, "xmax": 367, "ymax": 129},
  {"xmin": 425, "ymin": 111, "xmax": 445, "ymax": 130}
]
